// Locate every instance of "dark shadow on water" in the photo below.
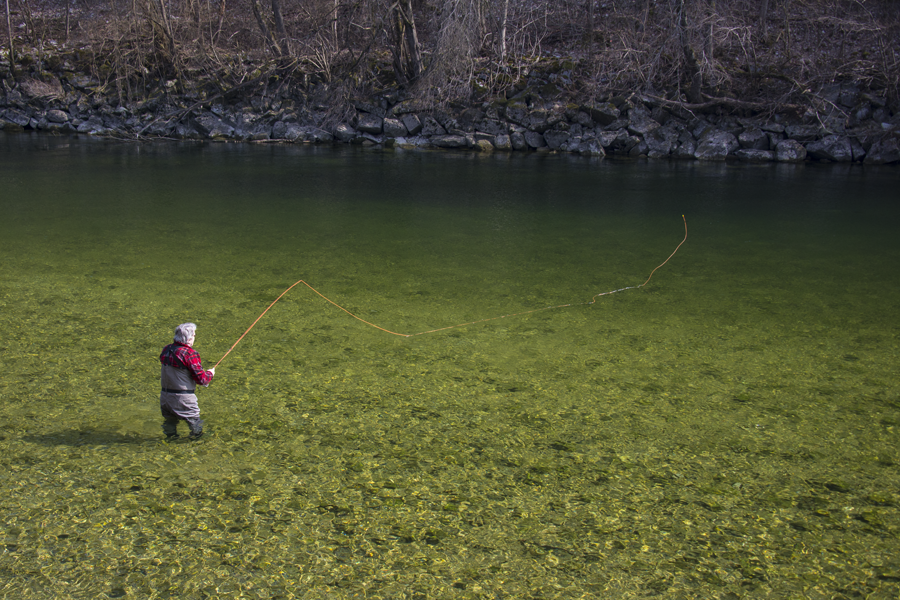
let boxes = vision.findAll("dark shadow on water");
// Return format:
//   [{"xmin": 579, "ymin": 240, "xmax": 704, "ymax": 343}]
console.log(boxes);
[{"xmin": 22, "ymin": 429, "xmax": 160, "ymax": 446}]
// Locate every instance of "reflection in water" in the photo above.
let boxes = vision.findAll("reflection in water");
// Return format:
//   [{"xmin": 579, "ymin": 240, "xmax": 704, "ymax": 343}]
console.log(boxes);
[{"xmin": 1, "ymin": 132, "xmax": 899, "ymax": 598}]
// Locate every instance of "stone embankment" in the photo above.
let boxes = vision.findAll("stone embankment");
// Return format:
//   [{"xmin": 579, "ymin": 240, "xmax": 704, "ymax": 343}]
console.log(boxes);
[{"xmin": 2, "ymin": 74, "xmax": 899, "ymax": 164}]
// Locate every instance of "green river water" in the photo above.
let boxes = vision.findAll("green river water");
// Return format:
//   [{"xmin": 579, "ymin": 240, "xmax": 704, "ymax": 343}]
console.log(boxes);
[{"xmin": 0, "ymin": 132, "xmax": 898, "ymax": 599}]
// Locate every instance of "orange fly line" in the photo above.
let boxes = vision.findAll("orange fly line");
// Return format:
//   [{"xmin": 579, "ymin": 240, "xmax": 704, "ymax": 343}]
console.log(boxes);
[{"xmin": 213, "ymin": 215, "xmax": 688, "ymax": 369}]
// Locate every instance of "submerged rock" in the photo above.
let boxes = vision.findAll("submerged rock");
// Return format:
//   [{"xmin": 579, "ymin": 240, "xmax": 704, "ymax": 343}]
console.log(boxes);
[
  {"xmin": 734, "ymin": 149, "xmax": 775, "ymax": 162},
  {"xmin": 431, "ymin": 134, "xmax": 467, "ymax": 148}
]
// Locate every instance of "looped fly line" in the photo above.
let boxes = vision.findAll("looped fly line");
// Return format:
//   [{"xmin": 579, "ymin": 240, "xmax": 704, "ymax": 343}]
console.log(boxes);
[{"xmin": 213, "ymin": 215, "xmax": 688, "ymax": 369}]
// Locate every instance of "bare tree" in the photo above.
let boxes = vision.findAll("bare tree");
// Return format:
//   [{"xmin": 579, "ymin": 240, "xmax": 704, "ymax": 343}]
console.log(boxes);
[
  {"xmin": 416, "ymin": 0, "xmax": 486, "ymax": 100},
  {"xmin": 758, "ymin": 0, "xmax": 769, "ymax": 39},
  {"xmin": 271, "ymin": 0, "xmax": 290, "ymax": 55},
  {"xmin": 252, "ymin": 0, "xmax": 284, "ymax": 56},
  {"xmin": 586, "ymin": 0, "xmax": 594, "ymax": 63},
  {"xmin": 214, "ymin": 0, "xmax": 226, "ymax": 44},
  {"xmin": 4, "ymin": 0, "xmax": 13, "ymax": 75},
  {"xmin": 676, "ymin": 0, "xmax": 703, "ymax": 102},
  {"xmin": 389, "ymin": 0, "xmax": 422, "ymax": 85},
  {"xmin": 498, "ymin": 0, "xmax": 509, "ymax": 65},
  {"xmin": 146, "ymin": 0, "xmax": 179, "ymax": 75}
]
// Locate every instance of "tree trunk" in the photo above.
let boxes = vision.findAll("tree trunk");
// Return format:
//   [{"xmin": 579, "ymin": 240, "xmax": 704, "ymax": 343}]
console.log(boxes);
[
  {"xmin": 154, "ymin": 0, "xmax": 172, "ymax": 40},
  {"xmin": 676, "ymin": 0, "xmax": 703, "ymax": 103},
  {"xmin": 586, "ymin": 0, "xmax": 594, "ymax": 63},
  {"xmin": 390, "ymin": 0, "xmax": 422, "ymax": 85},
  {"xmin": 6, "ymin": 0, "xmax": 16, "ymax": 76},
  {"xmin": 499, "ymin": 0, "xmax": 508, "ymax": 65},
  {"xmin": 271, "ymin": 0, "xmax": 290, "ymax": 56},
  {"xmin": 5, "ymin": 0, "xmax": 14, "ymax": 74},
  {"xmin": 214, "ymin": 0, "xmax": 226, "ymax": 44},
  {"xmin": 153, "ymin": 0, "xmax": 177, "ymax": 59},
  {"xmin": 332, "ymin": 0, "xmax": 338, "ymax": 48},
  {"xmin": 758, "ymin": 0, "xmax": 769, "ymax": 39},
  {"xmin": 251, "ymin": 0, "xmax": 283, "ymax": 56}
]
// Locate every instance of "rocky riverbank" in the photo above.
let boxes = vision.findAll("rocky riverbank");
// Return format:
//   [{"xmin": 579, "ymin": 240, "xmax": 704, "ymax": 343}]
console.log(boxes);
[{"xmin": 3, "ymin": 68, "xmax": 899, "ymax": 164}]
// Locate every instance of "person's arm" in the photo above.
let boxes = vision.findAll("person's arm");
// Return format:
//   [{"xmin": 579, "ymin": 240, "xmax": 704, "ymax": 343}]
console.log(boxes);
[{"xmin": 183, "ymin": 348, "xmax": 215, "ymax": 386}]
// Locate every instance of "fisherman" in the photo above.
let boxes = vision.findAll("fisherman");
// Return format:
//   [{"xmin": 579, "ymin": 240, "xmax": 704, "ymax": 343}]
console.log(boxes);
[{"xmin": 159, "ymin": 322, "xmax": 215, "ymax": 441}]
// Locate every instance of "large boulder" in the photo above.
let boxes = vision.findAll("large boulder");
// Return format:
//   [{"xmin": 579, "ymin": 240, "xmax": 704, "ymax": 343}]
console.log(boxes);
[
  {"xmin": 849, "ymin": 137, "xmax": 866, "ymax": 162},
  {"xmin": 430, "ymin": 134, "xmax": 467, "ymax": 148},
  {"xmin": 627, "ymin": 109, "xmax": 660, "ymax": 137},
  {"xmin": 510, "ymin": 131, "xmax": 528, "ymax": 151},
  {"xmin": 673, "ymin": 132, "xmax": 697, "ymax": 159},
  {"xmin": 193, "ymin": 111, "xmax": 235, "ymax": 138},
  {"xmin": 524, "ymin": 131, "xmax": 546, "ymax": 148},
  {"xmin": 784, "ymin": 125, "xmax": 820, "ymax": 142},
  {"xmin": 645, "ymin": 125, "xmax": 679, "ymax": 158},
  {"xmin": 357, "ymin": 133, "xmax": 381, "ymax": 146},
  {"xmin": 382, "ymin": 117, "xmax": 407, "ymax": 137},
  {"xmin": 694, "ymin": 130, "xmax": 739, "ymax": 160},
  {"xmin": 629, "ymin": 139, "xmax": 648, "ymax": 157},
  {"xmin": 457, "ymin": 107, "xmax": 484, "ymax": 130},
  {"xmin": 597, "ymin": 129, "xmax": 622, "ymax": 149},
  {"xmin": 174, "ymin": 121, "xmax": 203, "ymax": 139},
  {"xmin": 333, "ymin": 123, "xmax": 358, "ymax": 142},
  {"xmin": 864, "ymin": 136, "xmax": 900, "ymax": 164},
  {"xmin": 585, "ymin": 102, "xmax": 620, "ymax": 126},
  {"xmin": 475, "ymin": 118, "xmax": 508, "ymax": 136},
  {"xmin": 142, "ymin": 119, "xmax": 173, "ymax": 137},
  {"xmin": 242, "ymin": 122, "xmax": 272, "ymax": 141},
  {"xmin": 738, "ymin": 128, "xmax": 769, "ymax": 150},
  {"xmin": 46, "ymin": 109, "xmax": 69, "ymax": 123},
  {"xmin": 435, "ymin": 112, "xmax": 463, "ymax": 133},
  {"xmin": 272, "ymin": 122, "xmax": 306, "ymax": 141},
  {"xmin": 806, "ymin": 135, "xmax": 853, "ymax": 162},
  {"xmin": 76, "ymin": 116, "xmax": 112, "ymax": 135},
  {"xmin": 505, "ymin": 107, "xmax": 557, "ymax": 133},
  {"xmin": 543, "ymin": 128, "xmax": 570, "ymax": 150},
  {"xmin": 354, "ymin": 101, "xmax": 385, "ymax": 118},
  {"xmin": 494, "ymin": 134, "xmax": 512, "ymax": 151},
  {"xmin": 775, "ymin": 139, "xmax": 807, "ymax": 162},
  {"xmin": 1, "ymin": 109, "xmax": 31, "ymax": 129},
  {"xmin": 504, "ymin": 106, "xmax": 528, "ymax": 129},
  {"xmin": 602, "ymin": 129, "xmax": 640, "ymax": 155},
  {"xmin": 573, "ymin": 139, "xmax": 605, "ymax": 156},
  {"xmin": 401, "ymin": 114, "xmax": 423, "ymax": 135},
  {"xmin": 420, "ymin": 116, "xmax": 447, "ymax": 136},
  {"xmin": 356, "ymin": 113, "xmax": 383, "ymax": 134},
  {"xmin": 569, "ymin": 110, "xmax": 594, "ymax": 128},
  {"xmin": 766, "ymin": 131, "xmax": 785, "ymax": 148},
  {"xmin": 306, "ymin": 127, "xmax": 334, "ymax": 143}
]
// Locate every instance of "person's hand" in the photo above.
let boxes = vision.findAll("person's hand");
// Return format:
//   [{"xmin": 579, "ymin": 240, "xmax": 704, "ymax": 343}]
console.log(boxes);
[{"xmin": 209, "ymin": 368, "xmax": 216, "ymax": 376}]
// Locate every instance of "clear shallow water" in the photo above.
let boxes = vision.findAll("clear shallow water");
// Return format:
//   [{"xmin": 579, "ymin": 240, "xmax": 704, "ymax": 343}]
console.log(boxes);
[{"xmin": 0, "ymin": 132, "xmax": 898, "ymax": 599}]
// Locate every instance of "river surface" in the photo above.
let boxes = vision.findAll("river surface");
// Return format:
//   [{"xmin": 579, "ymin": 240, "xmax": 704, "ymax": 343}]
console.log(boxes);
[{"xmin": 1, "ymin": 132, "xmax": 899, "ymax": 599}]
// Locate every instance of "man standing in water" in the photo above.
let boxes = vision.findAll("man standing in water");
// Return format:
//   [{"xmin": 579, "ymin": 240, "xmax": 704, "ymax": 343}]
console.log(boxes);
[{"xmin": 159, "ymin": 322, "xmax": 215, "ymax": 441}]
